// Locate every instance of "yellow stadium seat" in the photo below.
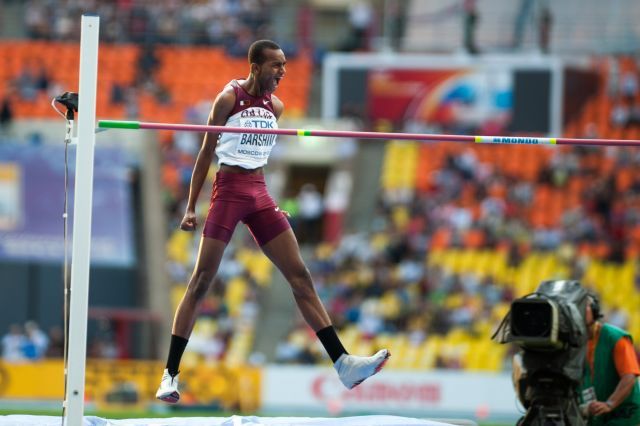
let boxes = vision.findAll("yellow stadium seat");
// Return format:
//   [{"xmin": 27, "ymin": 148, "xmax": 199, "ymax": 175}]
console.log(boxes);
[
  {"xmin": 225, "ymin": 277, "xmax": 248, "ymax": 317},
  {"xmin": 416, "ymin": 336, "xmax": 443, "ymax": 370}
]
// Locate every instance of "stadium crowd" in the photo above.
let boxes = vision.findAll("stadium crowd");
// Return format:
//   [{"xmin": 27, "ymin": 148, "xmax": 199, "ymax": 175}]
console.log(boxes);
[
  {"xmin": 2, "ymin": 1, "xmax": 639, "ymax": 372},
  {"xmin": 276, "ymin": 142, "xmax": 640, "ymax": 367},
  {"xmin": 1, "ymin": 321, "xmax": 63, "ymax": 361},
  {"xmin": 272, "ymin": 56, "xmax": 640, "ymax": 369},
  {"xmin": 24, "ymin": 0, "xmax": 273, "ymax": 49}
]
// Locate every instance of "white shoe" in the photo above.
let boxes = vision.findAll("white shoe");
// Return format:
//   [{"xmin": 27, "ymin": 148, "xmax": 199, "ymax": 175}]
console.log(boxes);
[
  {"xmin": 334, "ymin": 349, "xmax": 390, "ymax": 389},
  {"xmin": 156, "ymin": 368, "xmax": 180, "ymax": 403}
]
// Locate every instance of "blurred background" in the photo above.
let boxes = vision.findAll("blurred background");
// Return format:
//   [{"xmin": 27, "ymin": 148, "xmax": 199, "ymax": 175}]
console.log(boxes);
[{"xmin": 0, "ymin": 0, "xmax": 639, "ymax": 424}]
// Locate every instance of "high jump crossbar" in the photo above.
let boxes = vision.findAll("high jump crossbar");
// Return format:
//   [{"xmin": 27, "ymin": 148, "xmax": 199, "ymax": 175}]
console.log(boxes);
[{"xmin": 97, "ymin": 120, "xmax": 640, "ymax": 147}]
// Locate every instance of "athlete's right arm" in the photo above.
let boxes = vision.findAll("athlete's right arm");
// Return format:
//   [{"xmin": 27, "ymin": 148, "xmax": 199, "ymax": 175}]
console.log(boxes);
[{"xmin": 180, "ymin": 87, "xmax": 236, "ymax": 231}]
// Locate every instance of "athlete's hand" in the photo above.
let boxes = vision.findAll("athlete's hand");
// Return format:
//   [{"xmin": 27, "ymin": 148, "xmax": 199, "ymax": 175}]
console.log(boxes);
[{"xmin": 180, "ymin": 210, "xmax": 197, "ymax": 231}]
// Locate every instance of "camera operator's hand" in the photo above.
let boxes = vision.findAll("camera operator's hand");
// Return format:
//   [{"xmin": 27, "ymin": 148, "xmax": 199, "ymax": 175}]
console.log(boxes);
[{"xmin": 589, "ymin": 400, "xmax": 613, "ymax": 416}]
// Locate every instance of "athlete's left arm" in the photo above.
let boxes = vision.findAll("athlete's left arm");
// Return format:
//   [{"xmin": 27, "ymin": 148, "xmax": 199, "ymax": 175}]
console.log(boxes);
[{"xmin": 272, "ymin": 95, "xmax": 284, "ymax": 120}]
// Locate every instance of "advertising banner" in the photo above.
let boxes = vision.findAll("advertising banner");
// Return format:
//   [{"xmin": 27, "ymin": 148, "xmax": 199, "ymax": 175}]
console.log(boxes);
[
  {"xmin": 263, "ymin": 366, "xmax": 520, "ymax": 420},
  {"xmin": 0, "ymin": 143, "xmax": 134, "ymax": 266},
  {"xmin": 367, "ymin": 68, "xmax": 513, "ymax": 134}
]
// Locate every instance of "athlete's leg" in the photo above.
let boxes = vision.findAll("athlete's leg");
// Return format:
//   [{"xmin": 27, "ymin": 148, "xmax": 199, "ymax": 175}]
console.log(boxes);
[
  {"xmin": 258, "ymin": 227, "xmax": 350, "ymax": 365},
  {"xmin": 260, "ymin": 228, "xmax": 390, "ymax": 389},
  {"xmin": 260, "ymin": 228, "xmax": 331, "ymax": 331},
  {"xmin": 156, "ymin": 236, "xmax": 226, "ymax": 403},
  {"xmin": 172, "ymin": 171, "xmax": 246, "ymax": 337},
  {"xmin": 246, "ymin": 187, "xmax": 389, "ymax": 389},
  {"xmin": 172, "ymin": 236, "xmax": 227, "ymax": 337},
  {"xmin": 159, "ymin": 171, "xmax": 243, "ymax": 403}
]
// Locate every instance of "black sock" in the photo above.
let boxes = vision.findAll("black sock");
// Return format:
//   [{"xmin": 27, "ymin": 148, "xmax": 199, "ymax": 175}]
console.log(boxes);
[
  {"xmin": 166, "ymin": 334, "xmax": 188, "ymax": 376},
  {"xmin": 316, "ymin": 325, "xmax": 348, "ymax": 363}
]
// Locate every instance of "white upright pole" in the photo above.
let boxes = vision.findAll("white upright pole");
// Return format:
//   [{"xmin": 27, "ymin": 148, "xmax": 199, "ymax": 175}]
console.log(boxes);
[{"xmin": 65, "ymin": 14, "xmax": 99, "ymax": 426}]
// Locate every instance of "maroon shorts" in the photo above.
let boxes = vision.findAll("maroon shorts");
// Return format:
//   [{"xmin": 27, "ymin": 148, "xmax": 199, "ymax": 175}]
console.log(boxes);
[{"xmin": 203, "ymin": 171, "xmax": 291, "ymax": 246}]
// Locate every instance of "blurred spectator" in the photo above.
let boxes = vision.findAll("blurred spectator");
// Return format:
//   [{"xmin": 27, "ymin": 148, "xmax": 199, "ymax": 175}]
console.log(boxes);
[
  {"xmin": 0, "ymin": 321, "xmax": 52, "ymax": 361},
  {"xmin": 340, "ymin": 0, "xmax": 374, "ymax": 51},
  {"xmin": 45, "ymin": 326, "xmax": 65, "ymax": 358},
  {"xmin": 124, "ymin": 87, "xmax": 140, "ymax": 119},
  {"xmin": 607, "ymin": 59, "xmax": 621, "ymax": 98},
  {"xmin": 296, "ymin": 183, "xmax": 324, "ymax": 244},
  {"xmin": 34, "ymin": 62, "xmax": 50, "ymax": 93},
  {"xmin": 538, "ymin": 5, "xmax": 552, "ymax": 54},
  {"xmin": 582, "ymin": 122, "xmax": 600, "ymax": 139},
  {"xmin": 0, "ymin": 90, "xmax": 14, "ymax": 136},
  {"xmin": 357, "ymin": 299, "xmax": 384, "ymax": 338},
  {"xmin": 88, "ymin": 318, "xmax": 118, "ymax": 359},
  {"xmin": 14, "ymin": 66, "xmax": 38, "ymax": 101},
  {"xmin": 24, "ymin": 0, "xmax": 49, "ymax": 39},
  {"xmin": 386, "ymin": 0, "xmax": 407, "ymax": 51},
  {"xmin": 23, "ymin": 321, "xmax": 49, "ymax": 360},
  {"xmin": 1, "ymin": 324, "xmax": 27, "ymax": 362},
  {"xmin": 512, "ymin": 0, "xmax": 535, "ymax": 49},
  {"xmin": 137, "ymin": 43, "xmax": 160, "ymax": 79},
  {"xmin": 620, "ymin": 69, "xmax": 639, "ymax": 103},
  {"xmin": 275, "ymin": 325, "xmax": 321, "ymax": 364},
  {"xmin": 189, "ymin": 327, "xmax": 229, "ymax": 362},
  {"xmin": 135, "ymin": 42, "xmax": 172, "ymax": 105},
  {"xmin": 226, "ymin": 26, "xmax": 255, "ymax": 57},
  {"xmin": 463, "ymin": 0, "xmax": 479, "ymax": 54},
  {"xmin": 607, "ymin": 307, "xmax": 629, "ymax": 330},
  {"xmin": 110, "ymin": 83, "xmax": 126, "ymax": 105},
  {"xmin": 629, "ymin": 102, "xmax": 640, "ymax": 127},
  {"xmin": 611, "ymin": 102, "xmax": 630, "ymax": 128}
]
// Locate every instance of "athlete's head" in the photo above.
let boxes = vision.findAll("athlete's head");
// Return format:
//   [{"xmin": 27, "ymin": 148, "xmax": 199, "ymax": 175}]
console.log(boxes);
[{"xmin": 248, "ymin": 39, "xmax": 286, "ymax": 93}]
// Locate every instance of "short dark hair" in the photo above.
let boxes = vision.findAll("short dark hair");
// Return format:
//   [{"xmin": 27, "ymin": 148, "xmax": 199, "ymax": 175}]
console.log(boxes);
[
  {"xmin": 248, "ymin": 40, "xmax": 281, "ymax": 65},
  {"xmin": 588, "ymin": 293, "xmax": 603, "ymax": 320}
]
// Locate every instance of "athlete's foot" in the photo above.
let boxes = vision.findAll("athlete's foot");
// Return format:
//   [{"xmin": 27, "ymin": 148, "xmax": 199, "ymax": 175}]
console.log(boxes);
[
  {"xmin": 156, "ymin": 368, "xmax": 180, "ymax": 403},
  {"xmin": 334, "ymin": 349, "xmax": 390, "ymax": 389}
]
